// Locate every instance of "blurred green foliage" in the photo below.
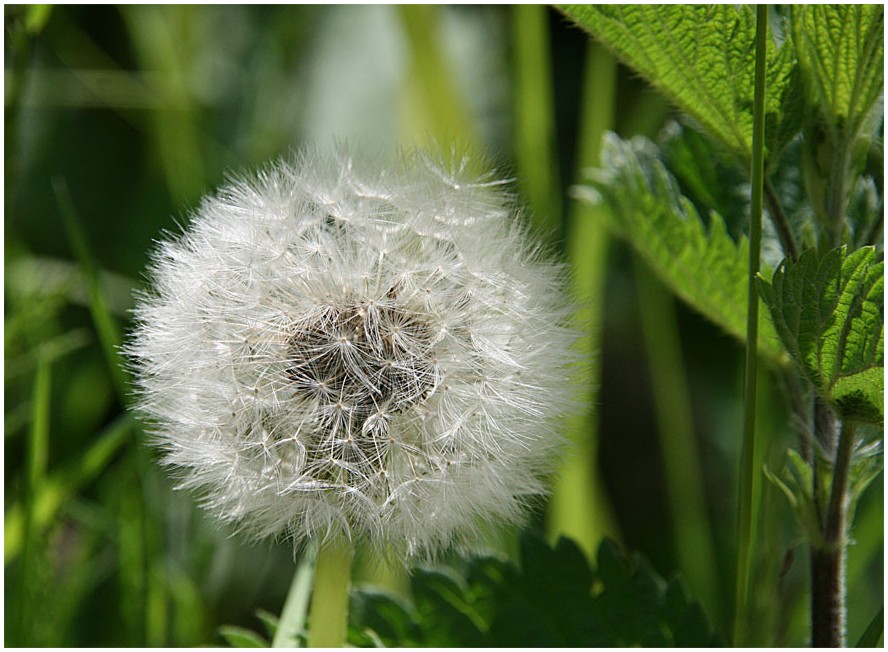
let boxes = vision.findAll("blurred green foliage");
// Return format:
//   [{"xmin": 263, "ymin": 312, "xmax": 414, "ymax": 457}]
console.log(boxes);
[{"xmin": 5, "ymin": 5, "xmax": 882, "ymax": 647}]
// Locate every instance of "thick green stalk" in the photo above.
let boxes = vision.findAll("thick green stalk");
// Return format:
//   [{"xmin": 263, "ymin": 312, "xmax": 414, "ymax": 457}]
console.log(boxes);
[
  {"xmin": 634, "ymin": 261, "xmax": 719, "ymax": 617},
  {"xmin": 734, "ymin": 5, "xmax": 767, "ymax": 645},
  {"xmin": 512, "ymin": 4, "xmax": 561, "ymax": 236},
  {"xmin": 548, "ymin": 41, "xmax": 619, "ymax": 557},
  {"xmin": 397, "ymin": 4, "xmax": 477, "ymax": 150},
  {"xmin": 307, "ymin": 538, "xmax": 354, "ymax": 648}
]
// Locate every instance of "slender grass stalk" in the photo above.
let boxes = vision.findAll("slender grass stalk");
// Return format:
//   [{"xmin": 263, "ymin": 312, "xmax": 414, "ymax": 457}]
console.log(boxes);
[
  {"xmin": 548, "ymin": 41, "xmax": 619, "ymax": 557},
  {"xmin": 26, "ymin": 356, "xmax": 51, "ymax": 513},
  {"xmin": 273, "ymin": 547, "xmax": 318, "ymax": 648},
  {"xmin": 116, "ymin": 455, "xmax": 150, "ymax": 644},
  {"xmin": 16, "ymin": 354, "xmax": 52, "ymax": 645},
  {"xmin": 856, "ymin": 607, "xmax": 885, "ymax": 648},
  {"xmin": 397, "ymin": 4, "xmax": 477, "ymax": 150},
  {"xmin": 53, "ymin": 178, "xmax": 127, "ymax": 401},
  {"xmin": 512, "ymin": 4, "xmax": 561, "ymax": 236},
  {"xmin": 6, "ymin": 6, "xmax": 48, "ymax": 189},
  {"xmin": 633, "ymin": 261, "xmax": 720, "ymax": 617},
  {"xmin": 57, "ymin": 182, "xmax": 159, "ymax": 642},
  {"xmin": 5, "ymin": 413, "xmax": 133, "ymax": 564},
  {"xmin": 734, "ymin": 5, "xmax": 768, "ymax": 645},
  {"xmin": 120, "ymin": 5, "xmax": 206, "ymax": 202},
  {"xmin": 307, "ymin": 538, "xmax": 354, "ymax": 648}
]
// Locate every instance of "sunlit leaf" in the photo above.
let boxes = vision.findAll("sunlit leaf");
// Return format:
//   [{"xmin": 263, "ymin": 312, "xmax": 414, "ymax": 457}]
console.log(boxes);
[
  {"xmin": 558, "ymin": 4, "xmax": 800, "ymax": 163},
  {"xmin": 759, "ymin": 246, "xmax": 884, "ymax": 422},
  {"xmin": 792, "ymin": 5, "xmax": 884, "ymax": 139},
  {"xmin": 576, "ymin": 133, "xmax": 784, "ymax": 361}
]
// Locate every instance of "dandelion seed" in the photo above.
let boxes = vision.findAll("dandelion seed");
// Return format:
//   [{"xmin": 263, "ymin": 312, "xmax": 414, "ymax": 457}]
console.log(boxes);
[{"xmin": 127, "ymin": 148, "xmax": 575, "ymax": 559}]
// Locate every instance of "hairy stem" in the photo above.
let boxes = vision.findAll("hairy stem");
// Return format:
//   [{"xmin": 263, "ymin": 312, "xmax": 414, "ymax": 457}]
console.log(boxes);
[
  {"xmin": 733, "ymin": 6, "xmax": 768, "ymax": 646},
  {"xmin": 811, "ymin": 419, "xmax": 856, "ymax": 647},
  {"xmin": 307, "ymin": 538, "xmax": 354, "ymax": 648}
]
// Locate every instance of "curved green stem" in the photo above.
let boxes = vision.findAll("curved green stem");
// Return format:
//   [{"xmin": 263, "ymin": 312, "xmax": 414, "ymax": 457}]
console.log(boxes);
[
  {"xmin": 734, "ymin": 5, "xmax": 768, "ymax": 646},
  {"xmin": 272, "ymin": 546, "xmax": 317, "ymax": 648},
  {"xmin": 307, "ymin": 538, "xmax": 354, "ymax": 648}
]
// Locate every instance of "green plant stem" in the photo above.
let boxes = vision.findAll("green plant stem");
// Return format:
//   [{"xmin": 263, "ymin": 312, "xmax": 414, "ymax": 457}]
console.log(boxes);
[
  {"xmin": 54, "ymin": 178, "xmax": 128, "ymax": 401},
  {"xmin": 120, "ymin": 5, "xmax": 206, "ymax": 202},
  {"xmin": 548, "ymin": 40, "xmax": 619, "ymax": 556},
  {"xmin": 16, "ymin": 354, "xmax": 51, "ymax": 645},
  {"xmin": 307, "ymin": 538, "xmax": 354, "ymax": 648},
  {"xmin": 823, "ymin": 136, "xmax": 851, "ymax": 249},
  {"xmin": 273, "ymin": 547, "xmax": 318, "ymax": 648},
  {"xmin": 811, "ymin": 419, "xmax": 856, "ymax": 647},
  {"xmin": 634, "ymin": 260, "xmax": 719, "ymax": 618},
  {"xmin": 5, "ymin": 413, "xmax": 133, "ymax": 564},
  {"xmin": 512, "ymin": 4, "xmax": 561, "ymax": 236},
  {"xmin": 397, "ymin": 4, "xmax": 477, "ymax": 150},
  {"xmin": 734, "ymin": 5, "xmax": 767, "ymax": 646},
  {"xmin": 764, "ymin": 178, "xmax": 799, "ymax": 261}
]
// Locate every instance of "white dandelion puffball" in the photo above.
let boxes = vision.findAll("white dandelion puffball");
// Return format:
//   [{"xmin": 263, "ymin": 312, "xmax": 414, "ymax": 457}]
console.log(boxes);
[{"xmin": 129, "ymin": 149, "xmax": 575, "ymax": 558}]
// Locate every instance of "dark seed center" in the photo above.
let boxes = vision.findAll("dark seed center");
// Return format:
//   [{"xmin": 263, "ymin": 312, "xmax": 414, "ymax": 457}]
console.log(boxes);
[{"xmin": 286, "ymin": 302, "xmax": 436, "ymax": 428}]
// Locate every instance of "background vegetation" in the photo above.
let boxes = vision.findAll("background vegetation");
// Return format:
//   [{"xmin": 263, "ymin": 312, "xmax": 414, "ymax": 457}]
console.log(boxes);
[{"xmin": 5, "ymin": 5, "xmax": 883, "ymax": 647}]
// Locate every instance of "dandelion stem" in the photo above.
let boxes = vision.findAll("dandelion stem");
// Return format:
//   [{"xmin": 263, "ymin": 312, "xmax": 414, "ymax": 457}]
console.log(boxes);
[
  {"xmin": 272, "ymin": 545, "xmax": 317, "ymax": 648},
  {"xmin": 306, "ymin": 537, "xmax": 354, "ymax": 648}
]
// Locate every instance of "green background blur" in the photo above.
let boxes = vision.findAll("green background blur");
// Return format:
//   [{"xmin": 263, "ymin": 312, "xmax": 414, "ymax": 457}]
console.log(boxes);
[{"xmin": 5, "ymin": 5, "xmax": 882, "ymax": 647}]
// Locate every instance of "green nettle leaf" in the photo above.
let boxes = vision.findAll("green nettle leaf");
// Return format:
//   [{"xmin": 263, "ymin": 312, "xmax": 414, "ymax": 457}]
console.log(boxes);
[
  {"xmin": 410, "ymin": 567, "xmax": 487, "ymax": 646},
  {"xmin": 348, "ymin": 535, "xmax": 721, "ymax": 647},
  {"xmin": 792, "ymin": 5, "xmax": 884, "ymax": 139},
  {"xmin": 577, "ymin": 133, "xmax": 784, "ymax": 361},
  {"xmin": 558, "ymin": 4, "xmax": 799, "ymax": 162},
  {"xmin": 758, "ymin": 246, "xmax": 884, "ymax": 423},
  {"xmin": 349, "ymin": 587, "xmax": 421, "ymax": 647}
]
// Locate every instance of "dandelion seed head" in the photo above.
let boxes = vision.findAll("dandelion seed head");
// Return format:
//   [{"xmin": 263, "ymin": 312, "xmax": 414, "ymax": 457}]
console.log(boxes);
[{"xmin": 128, "ymin": 148, "xmax": 575, "ymax": 559}]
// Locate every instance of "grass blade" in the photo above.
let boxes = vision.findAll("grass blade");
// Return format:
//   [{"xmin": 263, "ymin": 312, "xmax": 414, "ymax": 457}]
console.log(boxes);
[
  {"xmin": 856, "ymin": 607, "xmax": 884, "ymax": 647},
  {"xmin": 5, "ymin": 413, "xmax": 133, "ymax": 564},
  {"xmin": 53, "ymin": 177, "xmax": 128, "ymax": 401},
  {"xmin": 734, "ymin": 6, "xmax": 768, "ymax": 644}
]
